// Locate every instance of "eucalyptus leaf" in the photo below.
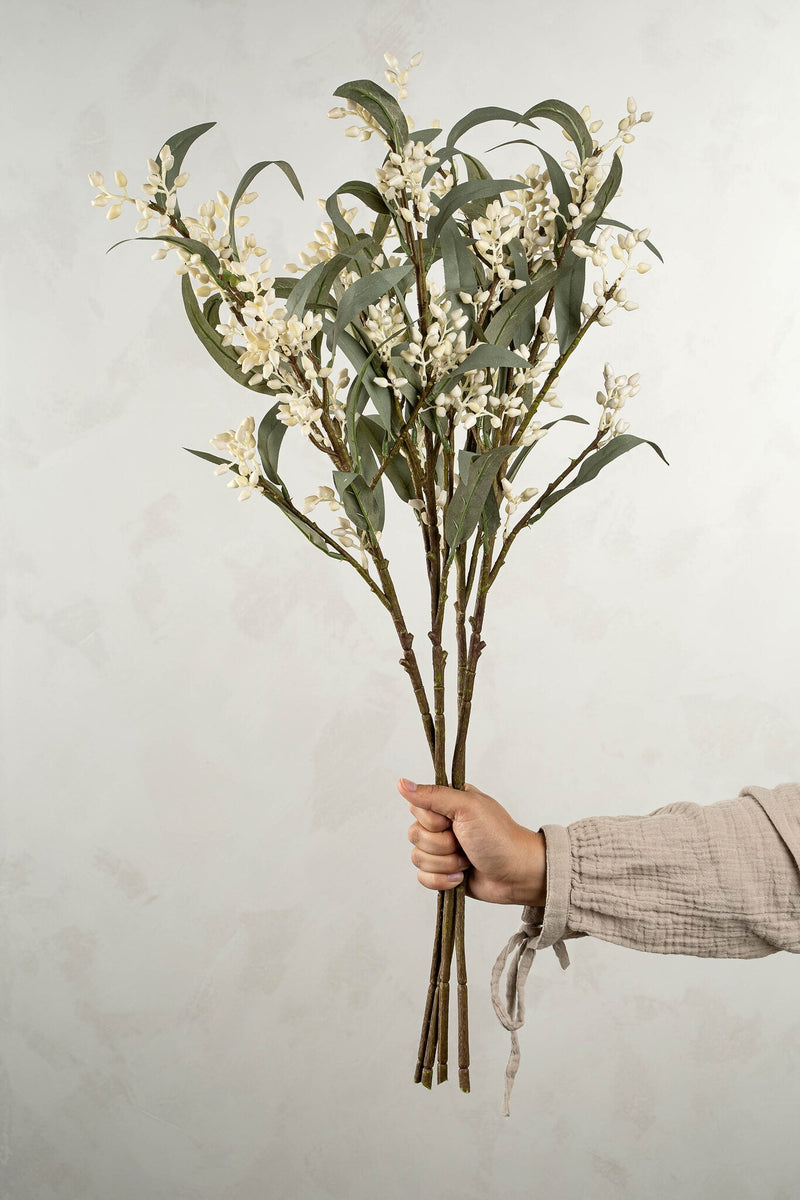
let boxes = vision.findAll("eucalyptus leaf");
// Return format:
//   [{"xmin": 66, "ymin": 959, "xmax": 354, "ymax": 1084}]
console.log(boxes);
[
  {"xmin": 430, "ymin": 342, "xmax": 531, "ymax": 403},
  {"xmin": 331, "ymin": 263, "xmax": 414, "ymax": 351},
  {"xmin": 184, "ymin": 447, "xmax": 230, "ymax": 467},
  {"xmin": 444, "ymin": 444, "xmax": 516, "ymax": 564},
  {"xmin": 256, "ymin": 403, "xmax": 288, "ymax": 486},
  {"xmin": 282, "ymin": 509, "xmax": 345, "ymax": 558},
  {"xmin": 285, "ymin": 237, "xmax": 373, "ymax": 319},
  {"xmin": 153, "ymin": 121, "xmax": 216, "ymax": 219},
  {"xmin": 228, "ymin": 159, "xmax": 304, "ymax": 262},
  {"xmin": 446, "ymin": 106, "xmax": 539, "ymax": 149},
  {"xmin": 527, "ymin": 433, "xmax": 669, "ymax": 526},
  {"xmin": 427, "ymin": 179, "xmax": 529, "ymax": 247},
  {"xmin": 553, "ymin": 253, "xmax": 587, "ymax": 356},
  {"xmin": 180, "ymin": 274, "xmax": 273, "ymax": 393},
  {"xmin": 358, "ymin": 415, "xmax": 416, "ymax": 503},
  {"xmin": 333, "ymin": 469, "xmax": 384, "ymax": 538},
  {"xmin": 333, "ymin": 78, "xmax": 409, "ymax": 150},
  {"xmin": 519, "ymin": 100, "xmax": 594, "ymax": 162},
  {"xmin": 483, "ymin": 265, "xmax": 559, "ymax": 347}
]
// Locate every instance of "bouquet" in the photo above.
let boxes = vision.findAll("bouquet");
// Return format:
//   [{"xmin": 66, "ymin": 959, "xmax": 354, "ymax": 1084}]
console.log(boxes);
[{"xmin": 88, "ymin": 49, "xmax": 666, "ymax": 1100}]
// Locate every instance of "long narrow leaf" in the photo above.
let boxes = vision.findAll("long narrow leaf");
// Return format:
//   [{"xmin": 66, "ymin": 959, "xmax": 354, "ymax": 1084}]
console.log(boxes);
[
  {"xmin": 332, "ymin": 78, "xmax": 409, "ymax": 150},
  {"xmin": 444, "ymin": 445, "xmax": 516, "ymax": 564},
  {"xmin": 483, "ymin": 265, "xmax": 559, "ymax": 347},
  {"xmin": 446, "ymin": 106, "xmax": 539, "ymax": 148},
  {"xmin": 180, "ymin": 274, "xmax": 273, "ymax": 393},
  {"xmin": 527, "ymin": 433, "xmax": 669, "ymax": 526},
  {"xmin": 331, "ymin": 263, "xmax": 414, "ymax": 351},
  {"xmin": 519, "ymin": 100, "xmax": 593, "ymax": 162},
  {"xmin": 506, "ymin": 414, "xmax": 590, "ymax": 483},
  {"xmin": 256, "ymin": 403, "xmax": 288, "ymax": 486},
  {"xmin": 427, "ymin": 178, "xmax": 527, "ymax": 246},
  {"xmin": 228, "ymin": 159, "xmax": 304, "ymax": 262},
  {"xmin": 153, "ymin": 121, "xmax": 216, "ymax": 218},
  {"xmin": 333, "ymin": 469, "xmax": 384, "ymax": 538}
]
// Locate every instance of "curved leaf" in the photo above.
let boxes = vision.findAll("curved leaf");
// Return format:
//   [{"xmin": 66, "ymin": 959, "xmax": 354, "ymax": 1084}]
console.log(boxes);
[
  {"xmin": 430, "ymin": 342, "xmax": 532, "ymax": 403},
  {"xmin": 285, "ymin": 236, "xmax": 374, "ymax": 319},
  {"xmin": 331, "ymin": 263, "xmax": 414, "ymax": 351},
  {"xmin": 228, "ymin": 159, "xmax": 304, "ymax": 262},
  {"xmin": 444, "ymin": 444, "xmax": 515, "ymax": 564},
  {"xmin": 357, "ymin": 415, "xmax": 415, "ymax": 503},
  {"xmin": 333, "ymin": 78, "xmax": 409, "ymax": 150},
  {"xmin": 426, "ymin": 178, "xmax": 531, "ymax": 247},
  {"xmin": 519, "ymin": 100, "xmax": 593, "ymax": 162},
  {"xmin": 483, "ymin": 264, "xmax": 559, "ymax": 347},
  {"xmin": 180, "ymin": 273, "xmax": 272, "ymax": 393},
  {"xmin": 282, "ymin": 509, "xmax": 345, "ymax": 558},
  {"xmin": 527, "ymin": 433, "xmax": 669, "ymax": 526},
  {"xmin": 483, "ymin": 137, "xmax": 573, "ymax": 245},
  {"xmin": 153, "ymin": 121, "xmax": 216, "ymax": 218},
  {"xmin": 332, "ymin": 469, "xmax": 384, "ymax": 538},
  {"xmin": 257, "ymin": 403, "xmax": 288, "ymax": 486},
  {"xmin": 446, "ymin": 106, "xmax": 540, "ymax": 149}
]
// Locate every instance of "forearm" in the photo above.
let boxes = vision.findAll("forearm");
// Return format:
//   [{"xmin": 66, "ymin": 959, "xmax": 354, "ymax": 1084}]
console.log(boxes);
[{"xmin": 534, "ymin": 783, "xmax": 800, "ymax": 958}]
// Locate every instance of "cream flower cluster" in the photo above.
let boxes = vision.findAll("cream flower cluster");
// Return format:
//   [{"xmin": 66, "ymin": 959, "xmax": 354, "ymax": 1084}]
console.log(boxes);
[
  {"xmin": 595, "ymin": 362, "xmax": 640, "ymax": 443},
  {"xmin": 407, "ymin": 485, "xmax": 448, "ymax": 533},
  {"xmin": 209, "ymin": 416, "xmax": 266, "ymax": 500},
  {"xmin": 374, "ymin": 138, "xmax": 450, "ymax": 236},
  {"xmin": 499, "ymin": 476, "xmax": 540, "ymax": 537},
  {"xmin": 571, "ymin": 224, "xmax": 651, "ymax": 328},
  {"xmin": 470, "ymin": 198, "xmax": 532, "ymax": 301},
  {"xmin": 284, "ymin": 197, "xmax": 360, "ymax": 274}
]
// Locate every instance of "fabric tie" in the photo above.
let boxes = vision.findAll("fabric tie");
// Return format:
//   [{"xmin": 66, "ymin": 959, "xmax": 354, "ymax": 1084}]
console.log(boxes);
[{"xmin": 490, "ymin": 904, "xmax": 572, "ymax": 1117}]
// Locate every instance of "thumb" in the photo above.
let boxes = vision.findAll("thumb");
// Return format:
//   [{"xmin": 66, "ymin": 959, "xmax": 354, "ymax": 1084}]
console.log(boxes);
[{"xmin": 397, "ymin": 777, "xmax": 473, "ymax": 820}]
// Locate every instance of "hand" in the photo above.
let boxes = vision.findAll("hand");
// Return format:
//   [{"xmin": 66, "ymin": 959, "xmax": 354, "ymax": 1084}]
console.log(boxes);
[{"xmin": 398, "ymin": 777, "xmax": 547, "ymax": 907}]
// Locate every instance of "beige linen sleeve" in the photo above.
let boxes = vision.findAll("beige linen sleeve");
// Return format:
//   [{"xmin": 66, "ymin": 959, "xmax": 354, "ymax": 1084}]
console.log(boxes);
[
  {"xmin": 490, "ymin": 781, "xmax": 800, "ymax": 1116},
  {"xmin": 553, "ymin": 780, "xmax": 800, "ymax": 956}
]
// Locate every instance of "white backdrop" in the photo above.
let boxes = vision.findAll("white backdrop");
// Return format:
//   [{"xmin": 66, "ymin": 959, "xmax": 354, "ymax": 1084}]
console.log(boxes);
[{"xmin": 3, "ymin": 0, "xmax": 799, "ymax": 1196}]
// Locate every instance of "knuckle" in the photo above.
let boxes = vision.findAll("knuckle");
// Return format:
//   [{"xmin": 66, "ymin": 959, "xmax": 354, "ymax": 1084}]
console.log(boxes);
[
  {"xmin": 410, "ymin": 848, "xmax": 420, "ymax": 868},
  {"xmin": 407, "ymin": 823, "xmax": 419, "ymax": 845}
]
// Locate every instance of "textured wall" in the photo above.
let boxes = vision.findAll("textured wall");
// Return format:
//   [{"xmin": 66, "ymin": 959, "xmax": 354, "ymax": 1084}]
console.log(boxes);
[{"xmin": 3, "ymin": 0, "xmax": 799, "ymax": 1196}]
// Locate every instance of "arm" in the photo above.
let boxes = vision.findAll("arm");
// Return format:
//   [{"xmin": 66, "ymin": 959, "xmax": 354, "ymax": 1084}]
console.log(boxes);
[{"xmin": 536, "ymin": 781, "xmax": 800, "ymax": 957}]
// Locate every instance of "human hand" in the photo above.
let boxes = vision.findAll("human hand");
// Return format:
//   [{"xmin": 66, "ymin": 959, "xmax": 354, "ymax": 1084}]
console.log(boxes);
[{"xmin": 398, "ymin": 777, "xmax": 547, "ymax": 907}]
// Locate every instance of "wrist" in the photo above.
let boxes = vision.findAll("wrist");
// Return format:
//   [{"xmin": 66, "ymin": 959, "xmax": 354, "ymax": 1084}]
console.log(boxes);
[{"xmin": 513, "ymin": 826, "xmax": 547, "ymax": 908}]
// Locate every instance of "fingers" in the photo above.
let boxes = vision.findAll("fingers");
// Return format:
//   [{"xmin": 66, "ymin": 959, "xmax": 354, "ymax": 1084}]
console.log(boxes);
[
  {"xmin": 408, "ymin": 822, "xmax": 459, "ymax": 855},
  {"xmin": 408, "ymin": 803, "xmax": 451, "ymax": 833},
  {"xmin": 416, "ymin": 869, "xmax": 464, "ymax": 891},
  {"xmin": 411, "ymin": 846, "xmax": 469, "ymax": 877}
]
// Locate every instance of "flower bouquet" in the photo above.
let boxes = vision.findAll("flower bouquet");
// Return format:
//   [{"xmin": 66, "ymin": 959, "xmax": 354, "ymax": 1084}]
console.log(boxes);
[{"xmin": 88, "ymin": 49, "xmax": 666, "ymax": 1099}]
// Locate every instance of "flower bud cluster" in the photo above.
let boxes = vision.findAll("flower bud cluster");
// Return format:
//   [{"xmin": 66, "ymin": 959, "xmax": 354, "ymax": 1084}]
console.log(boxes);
[
  {"xmin": 208, "ymin": 416, "xmax": 266, "ymax": 500},
  {"xmin": 499, "ymin": 476, "xmax": 540, "ymax": 537},
  {"xmin": 302, "ymin": 485, "xmax": 342, "ymax": 515},
  {"xmin": 284, "ymin": 197, "xmax": 360, "ymax": 273},
  {"xmin": 470, "ymin": 199, "xmax": 531, "ymax": 300},
  {"xmin": 375, "ymin": 139, "xmax": 447, "ymax": 236},
  {"xmin": 407, "ymin": 485, "xmax": 448, "ymax": 532},
  {"xmin": 596, "ymin": 362, "xmax": 640, "ymax": 443}
]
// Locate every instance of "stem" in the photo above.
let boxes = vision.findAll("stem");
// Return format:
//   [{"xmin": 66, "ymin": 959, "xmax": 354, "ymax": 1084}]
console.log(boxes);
[
  {"xmin": 455, "ymin": 882, "xmax": 470, "ymax": 1092},
  {"xmin": 414, "ymin": 887, "xmax": 444, "ymax": 1084}
]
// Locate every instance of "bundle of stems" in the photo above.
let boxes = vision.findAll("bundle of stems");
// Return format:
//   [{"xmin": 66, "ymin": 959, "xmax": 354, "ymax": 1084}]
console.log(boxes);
[{"xmin": 88, "ymin": 49, "xmax": 667, "ymax": 1095}]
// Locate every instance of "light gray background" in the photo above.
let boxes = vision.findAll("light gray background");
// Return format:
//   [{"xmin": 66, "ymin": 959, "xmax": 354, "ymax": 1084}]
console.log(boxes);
[{"xmin": 3, "ymin": 0, "xmax": 799, "ymax": 1196}]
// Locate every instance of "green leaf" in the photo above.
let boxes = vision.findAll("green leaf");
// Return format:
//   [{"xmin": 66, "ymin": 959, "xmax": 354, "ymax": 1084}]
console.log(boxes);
[
  {"xmin": 184, "ymin": 446, "xmax": 230, "ymax": 467},
  {"xmin": 427, "ymin": 178, "xmax": 528, "ymax": 247},
  {"xmin": 519, "ymin": 100, "xmax": 593, "ymax": 162},
  {"xmin": 430, "ymin": 342, "xmax": 532, "ymax": 403},
  {"xmin": 333, "ymin": 78, "xmax": 410, "ymax": 150},
  {"xmin": 227, "ymin": 159, "xmax": 304, "ymax": 262},
  {"xmin": 446, "ymin": 106, "xmax": 539, "ymax": 148},
  {"xmin": 527, "ymin": 433, "xmax": 669, "ymax": 527},
  {"xmin": 282, "ymin": 509, "xmax": 345, "ymax": 559},
  {"xmin": 322, "ymin": 319, "xmax": 397, "ymax": 437},
  {"xmin": 256, "ymin": 404, "xmax": 288, "ymax": 486},
  {"xmin": 439, "ymin": 216, "xmax": 487, "ymax": 299},
  {"xmin": 357, "ymin": 415, "xmax": 416, "ymax": 503},
  {"xmin": 106, "ymin": 232, "xmax": 222, "ymax": 280},
  {"xmin": 421, "ymin": 144, "xmax": 492, "ymax": 189},
  {"xmin": 444, "ymin": 444, "xmax": 516, "ymax": 564},
  {"xmin": 331, "ymin": 263, "xmax": 414, "ymax": 352},
  {"xmin": 180, "ymin": 274, "xmax": 272, "ymax": 393},
  {"xmin": 285, "ymin": 236, "xmax": 374, "ymax": 319},
  {"xmin": 591, "ymin": 217, "xmax": 664, "ymax": 263},
  {"xmin": 153, "ymin": 122, "xmax": 216, "ymax": 219},
  {"xmin": 483, "ymin": 265, "xmax": 559, "ymax": 347},
  {"xmin": 553, "ymin": 254, "xmax": 587, "ymax": 356},
  {"xmin": 333, "ymin": 470, "xmax": 384, "ymax": 538}
]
